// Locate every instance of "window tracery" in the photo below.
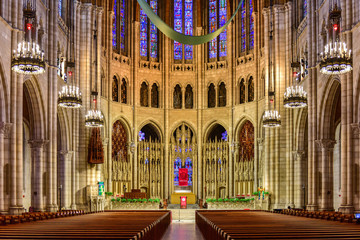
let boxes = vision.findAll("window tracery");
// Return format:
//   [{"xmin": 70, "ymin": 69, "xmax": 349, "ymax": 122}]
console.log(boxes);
[
  {"xmin": 209, "ymin": 0, "xmax": 227, "ymax": 60},
  {"xmin": 140, "ymin": 0, "xmax": 159, "ymax": 59},
  {"xmin": 174, "ymin": 0, "xmax": 193, "ymax": 61},
  {"xmin": 113, "ymin": 0, "xmax": 126, "ymax": 54}
]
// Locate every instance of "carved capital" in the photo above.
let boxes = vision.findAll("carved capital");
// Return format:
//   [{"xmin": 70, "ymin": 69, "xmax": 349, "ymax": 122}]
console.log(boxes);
[
  {"xmin": 315, "ymin": 139, "xmax": 336, "ymax": 151},
  {"xmin": 59, "ymin": 150, "xmax": 74, "ymax": 159},
  {"xmin": 28, "ymin": 139, "xmax": 48, "ymax": 149},
  {"xmin": 292, "ymin": 151, "xmax": 305, "ymax": 161},
  {"xmin": 0, "ymin": 122, "xmax": 12, "ymax": 138},
  {"xmin": 257, "ymin": 138, "xmax": 264, "ymax": 146},
  {"xmin": 102, "ymin": 138, "xmax": 109, "ymax": 146},
  {"xmin": 351, "ymin": 123, "xmax": 360, "ymax": 138}
]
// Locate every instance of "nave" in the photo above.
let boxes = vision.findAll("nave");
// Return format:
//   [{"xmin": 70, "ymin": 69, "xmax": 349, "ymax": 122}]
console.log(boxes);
[{"xmin": 1, "ymin": 210, "xmax": 360, "ymax": 239}]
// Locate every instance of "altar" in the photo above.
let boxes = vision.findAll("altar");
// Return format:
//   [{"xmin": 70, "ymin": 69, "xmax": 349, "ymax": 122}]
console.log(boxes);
[{"xmin": 171, "ymin": 192, "xmax": 196, "ymax": 204}]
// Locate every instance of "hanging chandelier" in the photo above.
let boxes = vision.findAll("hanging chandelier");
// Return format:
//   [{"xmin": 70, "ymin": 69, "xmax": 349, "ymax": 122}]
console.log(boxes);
[
  {"xmin": 284, "ymin": 85, "xmax": 307, "ymax": 108},
  {"xmin": 85, "ymin": 93, "xmax": 104, "ymax": 128},
  {"xmin": 263, "ymin": 110, "xmax": 281, "ymax": 128},
  {"xmin": 58, "ymin": 85, "xmax": 82, "ymax": 108},
  {"xmin": 320, "ymin": 41, "xmax": 352, "ymax": 75},
  {"xmin": 12, "ymin": 0, "xmax": 45, "ymax": 75},
  {"xmin": 284, "ymin": 69, "xmax": 307, "ymax": 108},
  {"xmin": 85, "ymin": 110, "xmax": 104, "ymax": 128},
  {"xmin": 320, "ymin": 3, "xmax": 352, "ymax": 75}
]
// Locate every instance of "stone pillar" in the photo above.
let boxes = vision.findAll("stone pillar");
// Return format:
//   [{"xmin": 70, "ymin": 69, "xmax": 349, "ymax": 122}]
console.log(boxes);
[
  {"xmin": 29, "ymin": 140, "xmax": 47, "ymax": 212},
  {"xmin": 316, "ymin": 140, "xmax": 336, "ymax": 211},
  {"xmin": 59, "ymin": 150, "xmax": 73, "ymax": 209},
  {"xmin": 0, "ymin": 122, "xmax": 11, "ymax": 213}
]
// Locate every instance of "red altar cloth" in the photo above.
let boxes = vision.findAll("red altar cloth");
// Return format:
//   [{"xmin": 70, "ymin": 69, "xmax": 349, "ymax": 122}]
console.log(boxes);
[{"xmin": 179, "ymin": 168, "xmax": 188, "ymax": 186}]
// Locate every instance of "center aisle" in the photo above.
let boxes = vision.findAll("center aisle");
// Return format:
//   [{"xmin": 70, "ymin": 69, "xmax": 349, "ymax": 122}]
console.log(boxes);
[{"xmin": 162, "ymin": 221, "xmax": 204, "ymax": 240}]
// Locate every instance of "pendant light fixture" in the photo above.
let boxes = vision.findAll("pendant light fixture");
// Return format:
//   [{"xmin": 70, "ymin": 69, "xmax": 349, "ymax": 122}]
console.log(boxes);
[
  {"xmin": 12, "ymin": 0, "xmax": 45, "ymax": 75},
  {"xmin": 263, "ymin": 3, "xmax": 281, "ymax": 128},
  {"xmin": 58, "ymin": 11, "xmax": 82, "ymax": 109},
  {"xmin": 85, "ymin": 20, "xmax": 104, "ymax": 128},
  {"xmin": 320, "ymin": 2, "xmax": 352, "ymax": 75}
]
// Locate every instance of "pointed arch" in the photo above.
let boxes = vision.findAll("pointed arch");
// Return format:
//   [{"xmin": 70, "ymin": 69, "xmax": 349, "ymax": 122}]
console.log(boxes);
[
  {"xmin": 140, "ymin": 81, "xmax": 149, "ymax": 107},
  {"xmin": 151, "ymin": 83, "xmax": 159, "ymax": 108},
  {"xmin": 208, "ymin": 83, "xmax": 216, "ymax": 108},
  {"xmin": 218, "ymin": 82, "xmax": 226, "ymax": 107},
  {"xmin": 121, "ymin": 77, "xmax": 127, "ymax": 104},
  {"xmin": 185, "ymin": 84, "xmax": 193, "ymax": 109},
  {"xmin": 248, "ymin": 76, "xmax": 254, "ymax": 102},
  {"xmin": 173, "ymin": 84, "xmax": 182, "ymax": 109},
  {"xmin": 112, "ymin": 75, "xmax": 119, "ymax": 102},
  {"xmin": 239, "ymin": 78, "xmax": 245, "ymax": 104}
]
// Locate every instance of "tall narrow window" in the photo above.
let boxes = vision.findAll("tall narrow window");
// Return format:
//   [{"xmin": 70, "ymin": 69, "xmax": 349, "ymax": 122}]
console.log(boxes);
[
  {"xmin": 209, "ymin": 0, "xmax": 217, "ymax": 59},
  {"xmin": 174, "ymin": 85, "xmax": 182, "ymax": 109},
  {"xmin": 151, "ymin": 84, "xmax": 159, "ymax": 108},
  {"xmin": 303, "ymin": 0, "xmax": 307, "ymax": 18},
  {"xmin": 248, "ymin": 77, "xmax": 254, "ymax": 102},
  {"xmin": 208, "ymin": 83, "xmax": 216, "ymax": 108},
  {"xmin": 240, "ymin": 0, "xmax": 246, "ymax": 52},
  {"xmin": 140, "ymin": 1, "xmax": 148, "ymax": 57},
  {"xmin": 150, "ymin": 0, "xmax": 158, "ymax": 59},
  {"xmin": 185, "ymin": 85, "xmax": 193, "ymax": 109},
  {"xmin": 121, "ymin": 78, "xmax": 127, "ymax": 104},
  {"xmin": 249, "ymin": 0, "xmax": 254, "ymax": 50},
  {"xmin": 174, "ymin": 0, "xmax": 193, "ymax": 60},
  {"xmin": 112, "ymin": 76, "xmax": 119, "ymax": 102},
  {"xmin": 140, "ymin": 82, "xmax": 149, "ymax": 107},
  {"xmin": 239, "ymin": 79, "xmax": 245, "ymax": 104},
  {"xmin": 113, "ymin": 0, "xmax": 126, "ymax": 53},
  {"xmin": 58, "ymin": 0, "xmax": 63, "ymax": 17},
  {"xmin": 218, "ymin": 82, "xmax": 226, "ymax": 107},
  {"xmin": 218, "ymin": 0, "xmax": 227, "ymax": 57},
  {"xmin": 112, "ymin": 0, "xmax": 118, "ymax": 49},
  {"xmin": 140, "ymin": 0, "xmax": 159, "ymax": 59}
]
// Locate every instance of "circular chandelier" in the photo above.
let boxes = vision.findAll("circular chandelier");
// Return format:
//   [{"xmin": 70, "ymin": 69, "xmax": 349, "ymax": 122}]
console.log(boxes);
[
  {"xmin": 12, "ymin": 42, "xmax": 45, "ymax": 75},
  {"xmin": 284, "ymin": 85, "xmax": 307, "ymax": 109},
  {"xmin": 320, "ymin": 3, "xmax": 352, "ymax": 75},
  {"xmin": 58, "ymin": 85, "xmax": 82, "ymax": 108},
  {"xmin": 263, "ymin": 110, "xmax": 281, "ymax": 128},
  {"xmin": 85, "ymin": 109, "xmax": 104, "ymax": 128},
  {"xmin": 320, "ymin": 41, "xmax": 352, "ymax": 75},
  {"xmin": 12, "ymin": 0, "xmax": 45, "ymax": 75}
]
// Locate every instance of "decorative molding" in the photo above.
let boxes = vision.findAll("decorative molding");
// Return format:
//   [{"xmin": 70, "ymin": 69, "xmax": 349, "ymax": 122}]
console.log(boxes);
[
  {"xmin": 0, "ymin": 122, "xmax": 12, "ymax": 138},
  {"xmin": 206, "ymin": 60, "xmax": 227, "ymax": 70},
  {"xmin": 315, "ymin": 139, "xmax": 336, "ymax": 151},
  {"xmin": 172, "ymin": 64, "xmax": 194, "ymax": 72},
  {"xmin": 139, "ymin": 60, "xmax": 160, "ymax": 70},
  {"xmin": 28, "ymin": 139, "xmax": 49, "ymax": 149},
  {"xmin": 350, "ymin": 123, "xmax": 360, "ymax": 138}
]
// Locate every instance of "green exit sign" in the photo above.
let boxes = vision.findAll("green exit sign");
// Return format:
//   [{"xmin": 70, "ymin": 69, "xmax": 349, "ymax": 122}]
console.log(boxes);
[{"xmin": 98, "ymin": 182, "xmax": 104, "ymax": 196}]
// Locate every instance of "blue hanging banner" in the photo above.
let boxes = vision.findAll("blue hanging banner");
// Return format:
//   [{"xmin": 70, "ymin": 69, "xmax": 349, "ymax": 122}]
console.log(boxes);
[{"xmin": 137, "ymin": 0, "xmax": 244, "ymax": 45}]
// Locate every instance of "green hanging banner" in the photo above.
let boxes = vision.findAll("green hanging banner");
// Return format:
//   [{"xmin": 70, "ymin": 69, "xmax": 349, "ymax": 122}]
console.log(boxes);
[{"xmin": 137, "ymin": 0, "xmax": 244, "ymax": 45}]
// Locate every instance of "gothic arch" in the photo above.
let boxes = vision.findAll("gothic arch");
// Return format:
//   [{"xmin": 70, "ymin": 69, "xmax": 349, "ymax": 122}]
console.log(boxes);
[
  {"xmin": 295, "ymin": 108, "xmax": 308, "ymax": 151},
  {"xmin": 23, "ymin": 77, "xmax": 46, "ymax": 140},
  {"xmin": 138, "ymin": 120, "xmax": 163, "ymax": 142},
  {"xmin": 319, "ymin": 77, "xmax": 341, "ymax": 140},
  {"xmin": 203, "ymin": 121, "xmax": 228, "ymax": 143},
  {"xmin": 234, "ymin": 116, "xmax": 256, "ymax": 139},
  {"xmin": 111, "ymin": 116, "xmax": 132, "ymax": 142},
  {"xmin": 170, "ymin": 121, "xmax": 197, "ymax": 141},
  {"xmin": 0, "ymin": 56, "xmax": 8, "ymax": 122},
  {"xmin": 57, "ymin": 107, "xmax": 70, "ymax": 151}
]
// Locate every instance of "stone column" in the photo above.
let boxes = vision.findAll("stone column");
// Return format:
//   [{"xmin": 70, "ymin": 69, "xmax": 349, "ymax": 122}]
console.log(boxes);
[
  {"xmin": 0, "ymin": 122, "xmax": 11, "ymax": 213},
  {"xmin": 316, "ymin": 140, "xmax": 336, "ymax": 211},
  {"xmin": 59, "ymin": 150, "xmax": 73, "ymax": 209},
  {"xmin": 29, "ymin": 140, "xmax": 47, "ymax": 212}
]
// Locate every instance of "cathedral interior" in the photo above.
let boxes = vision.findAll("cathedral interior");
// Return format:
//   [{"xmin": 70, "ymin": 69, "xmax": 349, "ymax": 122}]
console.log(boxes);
[{"xmin": 0, "ymin": 0, "xmax": 360, "ymax": 238}]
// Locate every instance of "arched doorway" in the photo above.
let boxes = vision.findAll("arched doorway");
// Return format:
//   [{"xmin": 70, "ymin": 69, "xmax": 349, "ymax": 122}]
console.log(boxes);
[
  {"xmin": 169, "ymin": 123, "xmax": 196, "ymax": 195},
  {"xmin": 203, "ymin": 124, "xmax": 229, "ymax": 199},
  {"xmin": 111, "ymin": 120, "xmax": 130, "ymax": 196},
  {"xmin": 235, "ymin": 120, "xmax": 254, "ymax": 196},
  {"xmin": 137, "ymin": 123, "xmax": 162, "ymax": 198}
]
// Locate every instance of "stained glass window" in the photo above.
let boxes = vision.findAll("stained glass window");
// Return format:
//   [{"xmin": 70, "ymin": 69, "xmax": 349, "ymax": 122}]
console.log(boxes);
[
  {"xmin": 218, "ymin": 0, "xmax": 227, "ymax": 57},
  {"xmin": 120, "ymin": 0, "xmax": 126, "ymax": 51},
  {"xmin": 184, "ymin": 0, "xmax": 193, "ymax": 60},
  {"xmin": 241, "ymin": 0, "xmax": 246, "ymax": 52},
  {"xmin": 174, "ymin": 0, "xmax": 193, "ymax": 60},
  {"xmin": 112, "ymin": 0, "xmax": 118, "ymax": 49},
  {"xmin": 174, "ymin": 158, "xmax": 181, "ymax": 186},
  {"xmin": 185, "ymin": 158, "xmax": 193, "ymax": 186},
  {"xmin": 249, "ymin": 0, "xmax": 254, "ymax": 50},
  {"xmin": 58, "ymin": 0, "xmax": 62, "ymax": 17},
  {"xmin": 303, "ymin": 0, "xmax": 307, "ymax": 18},
  {"xmin": 140, "ymin": 0, "xmax": 148, "ymax": 57},
  {"xmin": 174, "ymin": 0, "xmax": 183, "ymax": 60},
  {"xmin": 209, "ymin": 0, "xmax": 218, "ymax": 59},
  {"xmin": 139, "ymin": 131, "xmax": 145, "ymax": 141},
  {"xmin": 150, "ymin": 0, "xmax": 158, "ymax": 59}
]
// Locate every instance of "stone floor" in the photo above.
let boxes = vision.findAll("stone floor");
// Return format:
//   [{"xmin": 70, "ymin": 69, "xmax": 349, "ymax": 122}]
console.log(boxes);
[{"xmin": 162, "ymin": 221, "xmax": 204, "ymax": 240}]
